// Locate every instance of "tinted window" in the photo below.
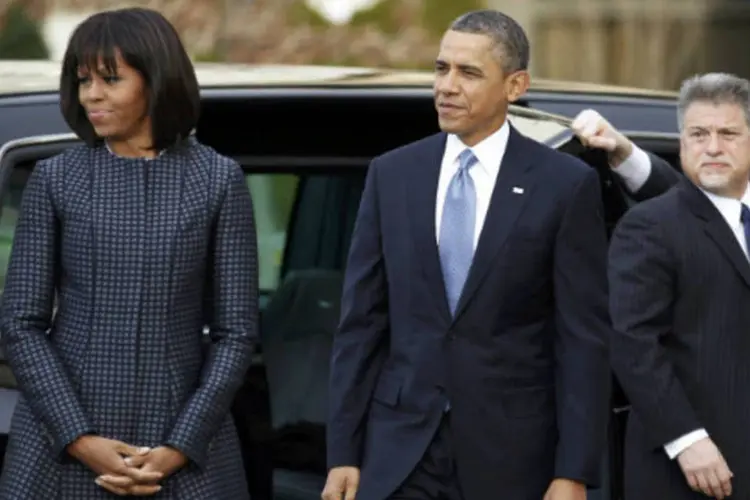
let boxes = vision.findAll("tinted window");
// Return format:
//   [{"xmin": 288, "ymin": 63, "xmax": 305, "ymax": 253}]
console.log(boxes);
[
  {"xmin": 0, "ymin": 167, "xmax": 28, "ymax": 291},
  {"xmin": 0, "ymin": 99, "xmax": 69, "ymax": 147},
  {"xmin": 524, "ymin": 95, "xmax": 678, "ymax": 134}
]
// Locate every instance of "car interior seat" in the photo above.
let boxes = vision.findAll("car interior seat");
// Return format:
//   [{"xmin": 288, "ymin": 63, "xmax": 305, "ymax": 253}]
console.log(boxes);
[{"xmin": 259, "ymin": 268, "xmax": 344, "ymax": 500}]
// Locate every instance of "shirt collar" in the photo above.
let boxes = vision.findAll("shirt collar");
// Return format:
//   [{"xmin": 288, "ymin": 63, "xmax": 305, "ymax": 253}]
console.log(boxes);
[
  {"xmin": 444, "ymin": 120, "xmax": 510, "ymax": 176},
  {"xmin": 700, "ymin": 183, "xmax": 750, "ymax": 227}
]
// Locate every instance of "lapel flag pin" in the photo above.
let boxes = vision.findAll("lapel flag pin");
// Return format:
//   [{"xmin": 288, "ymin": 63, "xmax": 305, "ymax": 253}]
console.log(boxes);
[{"xmin": 512, "ymin": 187, "xmax": 524, "ymax": 194}]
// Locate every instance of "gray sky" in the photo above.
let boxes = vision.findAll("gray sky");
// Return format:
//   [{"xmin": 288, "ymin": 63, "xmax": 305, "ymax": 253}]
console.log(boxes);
[{"xmin": 305, "ymin": 0, "xmax": 381, "ymax": 24}]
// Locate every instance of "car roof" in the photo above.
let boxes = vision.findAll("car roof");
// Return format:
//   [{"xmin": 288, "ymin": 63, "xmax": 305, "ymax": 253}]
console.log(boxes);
[
  {"xmin": 0, "ymin": 60, "xmax": 678, "ymax": 99},
  {"xmin": 4, "ymin": 60, "xmax": 685, "ymax": 149},
  {"xmin": 0, "ymin": 99, "xmax": 576, "ymax": 154}
]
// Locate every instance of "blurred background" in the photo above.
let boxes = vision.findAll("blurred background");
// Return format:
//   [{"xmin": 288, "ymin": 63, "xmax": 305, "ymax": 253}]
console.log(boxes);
[{"xmin": 1, "ymin": 0, "xmax": 749, "ymax": 91}]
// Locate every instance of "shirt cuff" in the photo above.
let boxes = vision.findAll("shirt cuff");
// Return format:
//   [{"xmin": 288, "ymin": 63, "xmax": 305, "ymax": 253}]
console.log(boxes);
[
  {"xmin": 664, "ymin": 429, "xmax": 709, "ymax": 459},
  {"xmin": 612, "ymin": 145, "xmax": 652, "ymax": 193}
]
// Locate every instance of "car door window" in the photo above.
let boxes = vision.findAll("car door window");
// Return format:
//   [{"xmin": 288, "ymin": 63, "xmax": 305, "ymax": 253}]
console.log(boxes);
[
  {"xmin": 0, "ymin": 136, "xmax": 83, "ymax": 292},
  {"xmin": 0, "ymin": 167, "xmax": 29, "ymax": 291},
  {"xmin": 282, "ymin": 173, "xmax": 365, "ymax": 275},
  {"xmin": 246, "ymin": 173, "xmax": 299, "ymax": 293}
]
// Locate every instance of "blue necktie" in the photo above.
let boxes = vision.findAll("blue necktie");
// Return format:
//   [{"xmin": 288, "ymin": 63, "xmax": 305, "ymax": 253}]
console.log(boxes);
[
  {"xmin": 741, "ymin": 204, "xmax": 750, "ymax": 256},
  {"xmin": 439, "ymin": 149, "xmax": 478, "ymax": 315}
]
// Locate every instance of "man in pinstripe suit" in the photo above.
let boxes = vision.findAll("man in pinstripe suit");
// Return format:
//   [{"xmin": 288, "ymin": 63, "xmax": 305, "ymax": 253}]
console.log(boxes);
[{"xmin": 609, "ymin": 72, "xmax": 750, "ymax": 500}]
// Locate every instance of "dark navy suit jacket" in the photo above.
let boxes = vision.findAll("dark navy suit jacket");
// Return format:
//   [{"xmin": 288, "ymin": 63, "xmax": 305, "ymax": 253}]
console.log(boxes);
[
  {"xmin": 610, "ymin": 177, "xmax": 750, "ymax": 499},
  {"xmin": 327, "ymin": 127, "xmax": 612, "ymax": 500}
]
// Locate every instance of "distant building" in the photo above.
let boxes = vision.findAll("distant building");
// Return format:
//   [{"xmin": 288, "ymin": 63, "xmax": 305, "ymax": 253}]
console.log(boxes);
[
  {"xmin": 7, "ymin": 0, "xmax": 750, "ymax": 88},
  {"xmin": 487, "ymin": 0, "xmax": 750, "ymax": 89}
]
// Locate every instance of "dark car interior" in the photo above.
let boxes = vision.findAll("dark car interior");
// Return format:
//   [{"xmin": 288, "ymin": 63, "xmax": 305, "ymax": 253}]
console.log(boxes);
[{"xmin": 0, "ymin": 92, "xmax": 682, "ymax": 500}]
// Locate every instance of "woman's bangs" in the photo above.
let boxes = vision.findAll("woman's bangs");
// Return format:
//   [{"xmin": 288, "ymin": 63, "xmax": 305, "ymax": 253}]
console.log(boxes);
[{"xmin": 68, "ymin": 23, "xmax": 121, "ymax": 76}]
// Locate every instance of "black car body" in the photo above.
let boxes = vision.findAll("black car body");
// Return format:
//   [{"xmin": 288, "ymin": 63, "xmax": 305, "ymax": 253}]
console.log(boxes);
[{"xmin": 0, "ymin": 61, "xmax": 684, "ymax": 500}]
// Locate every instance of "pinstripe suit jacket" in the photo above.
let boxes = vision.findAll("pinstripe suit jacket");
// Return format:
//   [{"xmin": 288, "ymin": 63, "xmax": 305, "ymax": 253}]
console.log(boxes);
[
  {"xmin": 0, "ymin": 139, "xmax": 257, "ymax": 499},
  {"xmin": 609, "ymin": 178, "xmax": 750, "ymax": 500}
]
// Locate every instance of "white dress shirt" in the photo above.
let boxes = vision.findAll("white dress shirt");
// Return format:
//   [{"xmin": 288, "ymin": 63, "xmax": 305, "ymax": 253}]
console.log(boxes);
[
  {"xmin": 614, "ymin": 145, "xmax": 750, "ymax": 459},
  {"xmin": 435, "ymin": 121, "xmax": 510, "ymax": 247},
  {"xmin": 612, "ymin": 145, "xmax": 653, "ymax": 193},
  {"xmin": 701, "ymin": 187, "xmax": 750, "ymax": 257}
]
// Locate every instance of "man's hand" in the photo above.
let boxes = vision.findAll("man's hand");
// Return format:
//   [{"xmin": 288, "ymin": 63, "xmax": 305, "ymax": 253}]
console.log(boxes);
[
  {"xmin": 97, "ymin": 446, "xmax": 188, "ymax": 495},
  {"xmin": 66, "ymin": 435, "xmax": 163, "ymax": 496},
  {"xmin": 321, "ymin": 466, "xmax": 360, "ymax": 500},
  {"xmin": 571, "ymin": 109, "xmax": 633, "ymax": 168},
  {"xmin": 543, "ymin": 478, "xmax": 587, "ymax": 500},
  {"xmin": 677, "ymin": 437, "xmax": 733, "ymax": 499}
]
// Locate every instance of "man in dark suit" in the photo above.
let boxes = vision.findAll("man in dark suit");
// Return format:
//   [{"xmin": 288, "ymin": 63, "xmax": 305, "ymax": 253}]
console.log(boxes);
[
  {"xmin": 323, "ymin": 10, "xmax": 614, "ymax": 500},
  {"xmin": 608, "ymin": 72, "xmax": 750, "ymax": 500}
]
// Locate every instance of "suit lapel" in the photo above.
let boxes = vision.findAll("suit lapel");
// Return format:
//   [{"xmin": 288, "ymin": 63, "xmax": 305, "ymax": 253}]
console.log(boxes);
[
  {"xmin": 453, "ymin": 127, "xmax": 535, "ymax": 319},
  {"xmin": 678, "ymin": 180, "xmax": 750, "ymax": 288},
  {"xmin": 408, "ymin": 133, "xmax": 452, "ymax": 322}
]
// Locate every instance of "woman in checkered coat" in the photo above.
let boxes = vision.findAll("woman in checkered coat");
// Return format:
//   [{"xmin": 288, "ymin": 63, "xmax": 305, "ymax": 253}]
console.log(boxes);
[{"xmin": 0, "ymin": 8, "xmax": 257, "ymax": 499}]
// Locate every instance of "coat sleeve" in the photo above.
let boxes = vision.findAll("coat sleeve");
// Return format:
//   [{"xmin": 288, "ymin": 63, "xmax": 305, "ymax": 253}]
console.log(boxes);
[
  {"xmin": 608, "ymin": 205, "xmax": 702, "ymax": 449},
  {"xmin": 165, "ymin": 159, "xmax": 258, "ymax": 468},
  {"xmin": 0, "ymin": 159, "xmax": 94, "ymax": 459},
  {"xmin": 326, "ymin": 158, "xmax": 389, "ymax": 468},
  {"xmin": 552, "ymin": 167, "xmax": 612, "ymax": 486}
]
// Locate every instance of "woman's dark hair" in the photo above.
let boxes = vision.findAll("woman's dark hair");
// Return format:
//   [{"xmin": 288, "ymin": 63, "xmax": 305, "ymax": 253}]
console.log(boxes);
[{"xmin": 59, "ymin": 8, "xmax": 200, "ymax": 151}]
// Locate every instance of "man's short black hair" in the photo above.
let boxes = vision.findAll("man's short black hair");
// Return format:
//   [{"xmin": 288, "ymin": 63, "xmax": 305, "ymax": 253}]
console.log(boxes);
[
  {"xmin": 59, "ymin": 7, "xmax": 200, "ymax": 151},
  {"xmin": 450, "ymin": 10, "xmax": 530, "ymax": 74}
]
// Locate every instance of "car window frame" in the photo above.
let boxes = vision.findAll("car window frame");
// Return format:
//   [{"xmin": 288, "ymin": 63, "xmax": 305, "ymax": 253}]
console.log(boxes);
[{"xmin": 0, "ymin": 134, "xmax": 82, "ymax": 384}]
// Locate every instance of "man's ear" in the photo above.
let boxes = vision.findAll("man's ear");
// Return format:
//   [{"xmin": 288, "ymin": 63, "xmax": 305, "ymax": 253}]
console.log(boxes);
[{"xmin": 505, "ymin": 70, "xmax": 530, "ymax": 103}]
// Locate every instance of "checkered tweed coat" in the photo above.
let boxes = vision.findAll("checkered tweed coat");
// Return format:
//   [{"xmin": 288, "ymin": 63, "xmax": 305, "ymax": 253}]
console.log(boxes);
[{"xmin": 0, "ymin": 139, "xmax": 257, "ymax": 499}]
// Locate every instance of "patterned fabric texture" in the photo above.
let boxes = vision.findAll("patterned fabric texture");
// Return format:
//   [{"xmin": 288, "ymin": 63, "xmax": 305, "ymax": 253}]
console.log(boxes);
[{"xmin": 0, "ymin": 138, "xmax": 258, "ymax": 499}]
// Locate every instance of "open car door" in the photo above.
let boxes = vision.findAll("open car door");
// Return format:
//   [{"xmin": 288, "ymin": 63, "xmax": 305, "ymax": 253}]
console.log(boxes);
[
  {"xmin": 530, "ymin": 121, "xmax": 682, "ymax": 500},
  {"xmin": 506, "ymin": 110, "xmax": 638, "ymax": 500},
  {"xmin": 598, "ymin": 130, "xmax": 681, "ymax": 500}
]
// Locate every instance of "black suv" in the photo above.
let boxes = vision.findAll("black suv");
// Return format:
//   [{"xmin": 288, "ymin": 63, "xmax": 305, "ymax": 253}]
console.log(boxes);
[{"xmin": 0, "ymin": 61, "xmax": 684, "ymax": 500}]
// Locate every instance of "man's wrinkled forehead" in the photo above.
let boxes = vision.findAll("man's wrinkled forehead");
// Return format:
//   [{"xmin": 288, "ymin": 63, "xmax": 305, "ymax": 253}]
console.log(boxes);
[
  {"xmin": 437, "ymin": 30, "xmax": 496, "ymax": 70},
  {"xmin": 682, "ymin": 101, "xmax": 748, "ymax": 128}
]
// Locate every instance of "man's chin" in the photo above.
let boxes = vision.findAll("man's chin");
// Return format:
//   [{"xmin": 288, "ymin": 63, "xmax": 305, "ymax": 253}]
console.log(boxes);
[
  {"xmin": 698, "ymin": 173, "xmax": 731, "ymax": 190},
  {"xmin": 437, "ymin": 119, "xmax": 462, "ymax": 135},
  {"xmin": 697, "ymin": 175, "xmax": 739, "ymax": 197}
]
